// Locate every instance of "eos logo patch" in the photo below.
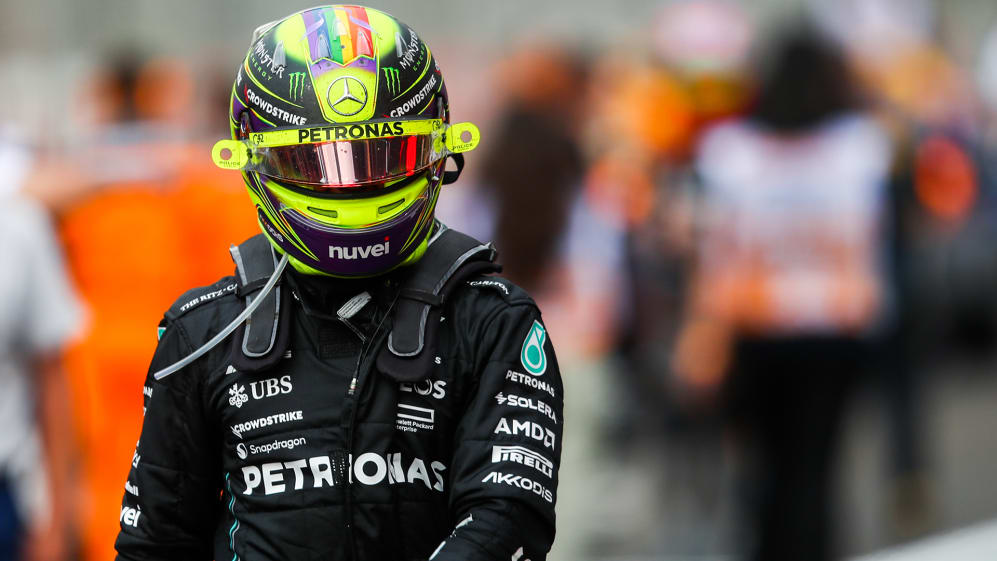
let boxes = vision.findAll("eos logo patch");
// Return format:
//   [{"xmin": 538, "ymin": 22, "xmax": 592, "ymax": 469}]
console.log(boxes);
[
  {"xmin": 520, "ymin": 321, "xmax": 548, "ymax": 376},
  {"xmin": 328, "ymin": 76, "xmax": 367, "ymax": 116},
  {"xmin": 399, "ymin": 379, "xmax": 446, "ymax": 399}
]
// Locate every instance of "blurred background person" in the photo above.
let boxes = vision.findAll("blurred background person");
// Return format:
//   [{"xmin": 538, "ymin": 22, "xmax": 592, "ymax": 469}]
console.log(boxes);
[
  {"xmin": 471, "ymin": 45, "xmax": 632, "ymax": 561},
  {"xmin": 584, "ymin": 4, "xmax": 756, "ymax": 553},
  {"xmin": 822, "ymin": 0, "xmax": 992, "ymax": 539},
  {"xmin": 675, "ymin": 26, "xmax": 894, "ymax": 561},
  {"xmin": 55, "ymin": 50, "xmax": 259, "ymax": 560},
  {"xmin": 0, "ymin": 134, "xmax": 85, "ymax": 561}
]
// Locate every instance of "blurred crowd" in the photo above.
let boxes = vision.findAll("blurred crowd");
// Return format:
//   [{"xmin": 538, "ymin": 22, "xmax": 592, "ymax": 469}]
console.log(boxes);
[{"xmin": 3, "ymin": 1, "xmax": 997, "ymax": 560}]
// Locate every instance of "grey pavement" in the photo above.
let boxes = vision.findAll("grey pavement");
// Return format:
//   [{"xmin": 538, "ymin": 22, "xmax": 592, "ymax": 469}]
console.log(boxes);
[{"xmin": 550, "ymin": 355, "xmax": 997, "ymax": 561}]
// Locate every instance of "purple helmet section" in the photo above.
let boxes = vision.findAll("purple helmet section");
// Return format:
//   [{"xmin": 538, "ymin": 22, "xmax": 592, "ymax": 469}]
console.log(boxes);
[{"xmin": 255, "ymin": 182, "xmax": 438, "ymax": 277}]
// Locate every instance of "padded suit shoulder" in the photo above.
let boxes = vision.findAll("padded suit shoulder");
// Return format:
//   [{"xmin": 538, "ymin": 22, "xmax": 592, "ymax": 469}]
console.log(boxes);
[
  {"xmin": 464, "ymin": 274, "xmax": 533, "ymax": 302},
  {"xmin": 165, "ymin": 276, "xmax": 241, "ymax": 322},
  {"xmin": 158, "ymin": 275, "xmax": 246, "ymax": 361}
]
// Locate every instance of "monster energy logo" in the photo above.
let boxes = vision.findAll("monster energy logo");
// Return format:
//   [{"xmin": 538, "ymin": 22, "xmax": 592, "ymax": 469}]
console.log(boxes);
[
  {"xmin": 289, "ymin": 72, "xmax": 307, "ymax": 102},
  {"xmin": 382, "ymin": 67, "xmax": 400, "ymax": 96}
]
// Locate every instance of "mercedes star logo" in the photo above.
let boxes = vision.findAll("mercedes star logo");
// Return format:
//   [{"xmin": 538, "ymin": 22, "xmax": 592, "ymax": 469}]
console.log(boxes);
[{"xmin": 327, "ymin": 76, "xmax": 368, "ymax": 116}]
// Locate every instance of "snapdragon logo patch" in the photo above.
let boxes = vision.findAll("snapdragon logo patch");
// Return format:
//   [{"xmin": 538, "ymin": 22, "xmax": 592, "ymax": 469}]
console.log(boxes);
[
  {"xmin": 520, "ymin": 321, "xmax": 548, "ymax": 376},
  {"xmin": 248, "ymin": 436, "xmax": 307, "ymax": 456}
]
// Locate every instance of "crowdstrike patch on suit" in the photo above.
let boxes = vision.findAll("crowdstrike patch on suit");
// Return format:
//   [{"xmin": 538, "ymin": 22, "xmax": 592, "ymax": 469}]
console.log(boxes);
[{"xmin": 230, "ymin": 410, "xmax": 303, "ymax": 439}]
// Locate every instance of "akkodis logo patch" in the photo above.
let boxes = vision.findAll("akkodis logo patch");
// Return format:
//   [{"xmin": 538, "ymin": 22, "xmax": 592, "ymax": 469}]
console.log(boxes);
[{"xmin": 520, "ymin": 321, "xmax": 548, "ymax": 376}]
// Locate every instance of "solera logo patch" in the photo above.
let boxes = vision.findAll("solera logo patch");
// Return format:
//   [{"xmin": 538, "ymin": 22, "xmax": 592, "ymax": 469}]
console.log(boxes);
[{"xmin": 520, "ymin": 320, "xmax": 547, "ymax": 376}]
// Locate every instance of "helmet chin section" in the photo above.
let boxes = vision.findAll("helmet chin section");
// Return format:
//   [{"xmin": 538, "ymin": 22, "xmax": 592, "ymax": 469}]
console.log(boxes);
[
  {"xmin": 248, "ymin": 170, "xmax": 441, "ymax": 278},
  {"xmin": 276, "ymin": 226, "xmax": 433, "ymax": 278}
]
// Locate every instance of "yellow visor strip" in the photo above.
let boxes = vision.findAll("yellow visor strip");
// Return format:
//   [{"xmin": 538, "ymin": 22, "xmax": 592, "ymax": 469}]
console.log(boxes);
[
  {"xmin": 211, "ymin": 120, "xmax": 480, "ymax": 171},
  {"xmin": 251, "ymin": 118, "xmax": 444, "ymax": 147}
]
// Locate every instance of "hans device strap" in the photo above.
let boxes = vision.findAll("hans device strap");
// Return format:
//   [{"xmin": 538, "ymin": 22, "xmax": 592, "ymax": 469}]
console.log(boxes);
[
  {"xmin": 152, "ymin": 246, "xmax": 289, "ymax": 380},
  {"xmin": 154, "ymin": 226, "xmax": 498, "ymax": 380},
  {"xmin": 230, "ymin": 235, "xmax": 292, "ymax": 373},
  {"xmin": 376, "ymin": 225, "xmax": 500, "ymax": 382}
]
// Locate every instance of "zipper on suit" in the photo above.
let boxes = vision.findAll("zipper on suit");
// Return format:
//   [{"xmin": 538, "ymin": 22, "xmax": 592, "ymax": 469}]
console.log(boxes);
[{"xmin": 341, "ymin": 295, "xmax": 393, "ymax": 561}]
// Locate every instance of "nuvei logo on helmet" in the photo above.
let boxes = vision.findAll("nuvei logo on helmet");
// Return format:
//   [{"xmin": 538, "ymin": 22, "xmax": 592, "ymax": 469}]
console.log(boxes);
[{"xmin": 329, "ymin": 238, "xmax": 389, "ymax": 260}]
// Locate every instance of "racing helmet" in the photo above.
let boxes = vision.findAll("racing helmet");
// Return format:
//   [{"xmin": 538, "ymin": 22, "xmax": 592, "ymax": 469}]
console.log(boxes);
[{"xmin": 212, "ymin": 5, "xmax": 479, "ymax": 277}]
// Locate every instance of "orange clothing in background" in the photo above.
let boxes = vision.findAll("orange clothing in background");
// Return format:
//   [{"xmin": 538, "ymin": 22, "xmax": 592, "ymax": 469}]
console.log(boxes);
[{"xmin": 59, "ymin": 144, "xmax": 257, "ymax": 561}]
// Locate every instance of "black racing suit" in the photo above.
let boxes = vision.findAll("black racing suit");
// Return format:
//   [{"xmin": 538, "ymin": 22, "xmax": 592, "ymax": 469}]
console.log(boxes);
[{"xmin": 114, "ymin": 255, "xmax": 563, "ymax": 561}]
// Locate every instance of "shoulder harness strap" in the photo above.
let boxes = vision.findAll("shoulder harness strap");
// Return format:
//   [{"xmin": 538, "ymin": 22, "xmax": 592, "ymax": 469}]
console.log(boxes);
[
  {"xmin": 229, "ymin": 234, "xmax": 292, "ymax": 373},
  {"xmin": 377, "ymin": 225, "xmax": 500, "ymax": 382}
]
